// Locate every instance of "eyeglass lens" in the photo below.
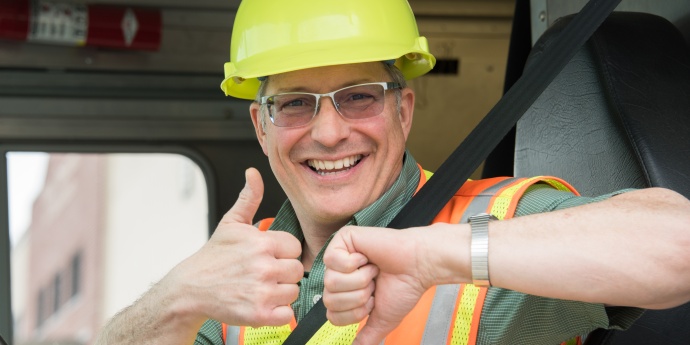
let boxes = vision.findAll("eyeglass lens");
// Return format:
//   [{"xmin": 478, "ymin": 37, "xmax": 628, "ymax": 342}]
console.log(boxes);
[{"xmin": 268, "ymin": 83, "xmax": 388, "ymax": 127}]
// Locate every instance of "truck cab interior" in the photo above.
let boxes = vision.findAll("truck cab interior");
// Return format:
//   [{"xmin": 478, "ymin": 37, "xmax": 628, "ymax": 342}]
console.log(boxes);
[{"xmin": 0, "ymin": 0, "xmax": 688, "ymax": 344}]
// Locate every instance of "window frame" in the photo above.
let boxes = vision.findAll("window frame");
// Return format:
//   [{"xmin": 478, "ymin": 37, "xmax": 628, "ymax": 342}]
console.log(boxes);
[{"xmin": 1, "ymin": 144, "xmax": 219, "ymax": 341}]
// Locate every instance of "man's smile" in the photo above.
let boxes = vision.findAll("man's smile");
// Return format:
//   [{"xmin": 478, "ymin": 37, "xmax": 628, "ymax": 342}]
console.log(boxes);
[{"xmin": 306, "ymin": 154, "xmax": 364, "ymax": 176}]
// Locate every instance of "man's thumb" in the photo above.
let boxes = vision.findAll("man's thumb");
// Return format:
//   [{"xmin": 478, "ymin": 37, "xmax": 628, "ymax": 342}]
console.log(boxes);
[
  {"xmin": 221, "ymin": 168, "xmax": 264, "ymax": 225},
  {"xmin": 353, "ymin": 315, "xmax": 396, "ymax": 345}
]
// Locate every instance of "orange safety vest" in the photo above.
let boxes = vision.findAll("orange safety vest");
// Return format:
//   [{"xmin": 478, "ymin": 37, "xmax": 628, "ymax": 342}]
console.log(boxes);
[{"xmin": 222, "ymin": 167, "xmax": 581, "ymax": 345}]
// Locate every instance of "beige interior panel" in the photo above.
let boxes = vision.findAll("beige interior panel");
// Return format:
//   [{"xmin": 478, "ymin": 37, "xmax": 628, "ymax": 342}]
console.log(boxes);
[{"xmin": 407, "ymin": 17, "xmax": 512, "ymax": 177}]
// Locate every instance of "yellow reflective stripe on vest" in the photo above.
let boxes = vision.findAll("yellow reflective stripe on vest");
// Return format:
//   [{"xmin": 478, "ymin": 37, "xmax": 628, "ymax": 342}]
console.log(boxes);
[
  {"xmin": 458, "ymin": 178, "xmax": 521, "ymax": 224},
  {"xmin": 233, "ymin": 285, "xmax": 486, "ymax": 345},
  {"xmin": 489, "ymin": 176, "xmax": 577, "ymax": 220},
  {"xmin": 305, "ymin": 322, "xmax": 359, "ymax": 345},
  {"xmin": 232, "ymin": 322, "xmax": 359, "ymax": 345},
  {"xmin": 450, "ymin": 284, "xmax": 483, "ymax": 344},
  {"xmin": 422, "ymin": 169, "xmax": 434, "ymax": 181},
  {"xmin": 243, "ymin": 324, "xmax": 292, "ymax": 344},
  {"xmin": 541, "ymin": 178, "xmax": 578, "ymax": 195},
  {"xmin": 488, "ymin": 177, "xmax": 539, "ymax": 219}
]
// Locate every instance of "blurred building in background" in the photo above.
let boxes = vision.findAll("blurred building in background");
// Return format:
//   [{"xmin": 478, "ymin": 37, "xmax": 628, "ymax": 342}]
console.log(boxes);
[{"xmin": 11, "ymin": 153, "xmax": 208, "ymax": 345}]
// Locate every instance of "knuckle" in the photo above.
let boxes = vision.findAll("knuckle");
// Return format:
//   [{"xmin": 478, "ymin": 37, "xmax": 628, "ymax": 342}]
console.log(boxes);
[
  {"xmin": 255, "ymin": 236, "xmax": 272, "ymax": 252},
  {"xmin": 355, "ymin": 272, "xmax": 371, "ymax": 287},
  {"xmin": 327, "ymin": 310, "xmax": 347, "ymax": 326},
  {"xmin": 322, "ymin": 250, "xmax": 335, "ymax": 265},
  {"xmin": 286, "ymin": 284, "xmax": 300, "ymax": 302},
  {"xmin": 255, "ymin": 266, "xmax": 274, "ymax": 282},
  {"xmin": 321, "ymin": 292, "xmax": 335, "ymax": 308},
  {"xmin": 359, "ymin": 291, "xmax": 374, "ymax": 305},
  {"xmin": 348, "ymin": 258, "xmax": 364, "ymax": 272},
  {"xmin": 275, "ymin": 232, "xmax": 301, "ymax": 253},
  {"xmin": 237, "ymin": 188, "xmax": 255, "ymax": 207},
  {"xmin": 353, "ymin": 305, "xmax": 371, "ymax": 321},
  {"xmin": 323, "ymin": 271, "xmax": 337, "ymax": 289},
  {"xmin": 244, "ymin": 304, "xmax": 270, "ymax": 328},
  {"xmin": 290, "ymin": 260, "xmax": 304, "ymax": 276}
]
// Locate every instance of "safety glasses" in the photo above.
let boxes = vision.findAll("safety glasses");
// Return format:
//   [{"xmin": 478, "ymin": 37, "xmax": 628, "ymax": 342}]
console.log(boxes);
[{"xmin": 260, "ymin": 82, "xmax": 402, "ymax": 127}]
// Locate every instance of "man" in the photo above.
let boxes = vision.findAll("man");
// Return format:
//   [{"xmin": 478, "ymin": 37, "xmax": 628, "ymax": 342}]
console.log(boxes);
[{"xmin": 95, "ymin": 0, "xmax": 690, "ymax": 344}]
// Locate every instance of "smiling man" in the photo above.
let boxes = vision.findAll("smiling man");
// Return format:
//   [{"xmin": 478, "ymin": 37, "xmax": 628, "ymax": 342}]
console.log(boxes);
[
  {"xmin": 95, "ymin": 1, "xmax": 690, "ymax": 345},
  {"xmin": 248, "ymin": 62, "xmax": 414, "ymax": 269}
]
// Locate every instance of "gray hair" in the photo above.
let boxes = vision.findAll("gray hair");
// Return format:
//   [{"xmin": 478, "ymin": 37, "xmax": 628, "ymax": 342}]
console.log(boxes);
[{"xmin": 255, "ymin": 62, "xmax": 407, "ymax": 129}]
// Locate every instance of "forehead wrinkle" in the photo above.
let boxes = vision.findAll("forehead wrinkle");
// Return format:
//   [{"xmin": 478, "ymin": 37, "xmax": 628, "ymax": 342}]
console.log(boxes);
[
  {"xmin": 267, "ymin": 63, "xmax": 390, "ymax": 95},
  {"xmin": 270, "ymin": 78, "xmax": 380, "ymax": 95}
]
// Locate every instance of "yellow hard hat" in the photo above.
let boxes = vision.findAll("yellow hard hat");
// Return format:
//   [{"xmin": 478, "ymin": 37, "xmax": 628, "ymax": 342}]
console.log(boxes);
[{"xmin": 220, "ymin": 0, "xmax": 436, "ymax": 99}]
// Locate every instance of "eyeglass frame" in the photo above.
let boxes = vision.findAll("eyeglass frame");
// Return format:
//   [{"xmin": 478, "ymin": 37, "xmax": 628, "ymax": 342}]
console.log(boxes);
[{"xmin": 259, "ymin": 81, "xmax": 403, "ymax": 127}]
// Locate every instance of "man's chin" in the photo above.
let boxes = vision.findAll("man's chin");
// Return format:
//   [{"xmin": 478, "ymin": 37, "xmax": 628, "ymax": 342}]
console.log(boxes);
[{"xmin": 307, "ymin": 202, "xmax": 362, "ymax": 224}]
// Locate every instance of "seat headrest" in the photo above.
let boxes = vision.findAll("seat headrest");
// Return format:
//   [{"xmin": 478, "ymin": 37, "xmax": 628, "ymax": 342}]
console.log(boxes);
[{"xmin": 516, "ymin": 12, "xmax": 690, "ymax": 199}]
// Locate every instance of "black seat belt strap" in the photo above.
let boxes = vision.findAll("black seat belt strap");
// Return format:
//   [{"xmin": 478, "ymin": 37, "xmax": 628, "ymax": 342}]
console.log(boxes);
[
  {"xmin": 283, "ymin": 0, "xmax": 622, "ymax": 343},
  {"xmin": 388, "ymin": 0, "xmax": 621, "ymax": 229}
]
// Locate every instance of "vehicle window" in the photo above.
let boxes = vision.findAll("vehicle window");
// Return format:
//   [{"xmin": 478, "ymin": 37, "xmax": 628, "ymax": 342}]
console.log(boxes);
[{"xmin": 8, "ymin": 152, "xmax": 208, "ymax": 344}]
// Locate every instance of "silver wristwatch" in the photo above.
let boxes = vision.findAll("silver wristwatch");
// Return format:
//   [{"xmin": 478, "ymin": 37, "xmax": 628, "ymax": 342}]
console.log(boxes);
[{"xmin": 468, "ymin": 213, "xmax": 497, "ymax": 287}]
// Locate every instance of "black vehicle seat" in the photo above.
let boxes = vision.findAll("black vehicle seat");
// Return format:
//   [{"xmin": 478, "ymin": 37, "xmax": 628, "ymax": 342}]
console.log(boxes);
[{"xmin": 513, "ymin": 12, "xmax": 690, "ymax": 345}]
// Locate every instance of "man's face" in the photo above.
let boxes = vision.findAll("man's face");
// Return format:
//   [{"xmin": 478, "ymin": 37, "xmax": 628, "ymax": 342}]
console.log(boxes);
[{"xmin": 249, "ymin": 62, "xmax": 415, "ymax": 227}]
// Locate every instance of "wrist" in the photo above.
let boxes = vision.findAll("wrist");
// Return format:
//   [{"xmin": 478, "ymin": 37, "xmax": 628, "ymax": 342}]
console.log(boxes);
[
  {"xmin": 419, "ymin": 223, "xmax": 472, "ymax": 286},
  {"xmin": 98, "ymin": 277, "xmax": 206, "ymax": 344},
  {"xmin": 153, "ymin": 265, "xmax": 209, "ymax": 329}
]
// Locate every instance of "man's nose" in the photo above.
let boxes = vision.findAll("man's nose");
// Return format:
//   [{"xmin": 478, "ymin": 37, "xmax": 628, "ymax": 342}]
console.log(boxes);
[{"xmin": 310, "ymin": 96, "xmax": 350, "ymax": 147}]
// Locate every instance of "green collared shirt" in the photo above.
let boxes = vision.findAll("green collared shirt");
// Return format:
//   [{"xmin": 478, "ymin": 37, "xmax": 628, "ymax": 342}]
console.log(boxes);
[{"xmin": 195, "ymin": 151, "xmax": 642, "ymax": 345}]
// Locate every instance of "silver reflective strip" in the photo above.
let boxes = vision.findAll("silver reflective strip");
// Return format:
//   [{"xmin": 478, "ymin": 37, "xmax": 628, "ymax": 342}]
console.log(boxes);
[
  {"xmin": 458, "ymin": 178, "xmax": 518, "ymax": 223},
  {"xmin": 420, "ymin": 284, "xmax": 462, "ymax": 345},
  {"xmin": 225, "ymin": 325, "xmax": 241, "ymax": 345}
]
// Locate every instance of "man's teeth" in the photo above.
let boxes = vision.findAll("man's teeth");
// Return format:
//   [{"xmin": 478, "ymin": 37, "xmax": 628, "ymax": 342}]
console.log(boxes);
[{"xmin": 308, "ymin": 155, "xmax": 362, "ymax": 172}]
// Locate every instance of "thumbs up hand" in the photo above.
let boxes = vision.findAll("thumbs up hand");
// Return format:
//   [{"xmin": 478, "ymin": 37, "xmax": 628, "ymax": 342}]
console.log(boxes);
[{"xmin": 163, "ymin": 168, "xmax": 303, "ymax": 328}]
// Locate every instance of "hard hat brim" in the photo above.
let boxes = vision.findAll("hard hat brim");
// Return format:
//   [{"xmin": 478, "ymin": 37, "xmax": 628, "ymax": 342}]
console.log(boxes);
[{"xmin": 221, "ymin": 36, "xmax": 435, "ymax": 99}]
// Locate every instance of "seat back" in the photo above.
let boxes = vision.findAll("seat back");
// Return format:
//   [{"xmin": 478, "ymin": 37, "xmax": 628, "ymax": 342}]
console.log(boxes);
[{"xmin": 514, "ymin": 12, "xmax": 690, "ymax": 345}]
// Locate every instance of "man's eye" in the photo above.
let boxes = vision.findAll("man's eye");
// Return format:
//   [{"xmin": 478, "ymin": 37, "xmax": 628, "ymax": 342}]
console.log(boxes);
[
  {"xmin": 284, "ymin": 99, "xmax": 306, "ymax": 107},
  {"xmin": 278, "ymin": 97, "xmax": 314, "ymax": 110},
  {"xmin": 345, "ymin": 93, "xmax": 375, "ymax": 102}
]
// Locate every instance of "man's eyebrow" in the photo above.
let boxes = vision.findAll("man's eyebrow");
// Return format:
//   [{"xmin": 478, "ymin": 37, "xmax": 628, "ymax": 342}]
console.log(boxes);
[
  {"xmin": 271, "ymin": 79, "xmax": 377, "ymax": 94},
  {"xmin": 272, "ymin": 86, "xmax": 311, "ymax": 94}
]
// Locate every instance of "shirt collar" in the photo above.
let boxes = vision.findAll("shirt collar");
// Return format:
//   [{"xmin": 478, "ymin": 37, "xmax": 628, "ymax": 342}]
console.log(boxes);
[{"xmin": 351, "ymin": 151, "xmax": 420, "ymax": 228}]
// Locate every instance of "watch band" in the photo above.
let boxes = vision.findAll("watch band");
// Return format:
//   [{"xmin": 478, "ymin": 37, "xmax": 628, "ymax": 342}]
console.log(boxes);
[{"xmin": 469, "ymin": 213, "xmax": 497, "ymax": 287}]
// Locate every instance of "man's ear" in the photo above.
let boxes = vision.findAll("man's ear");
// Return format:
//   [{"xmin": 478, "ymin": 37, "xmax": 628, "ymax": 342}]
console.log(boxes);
[
  {"xmin": 399, "ymin": 87, "xmax": 415, "ymax": 141},
  {"xmin": 249, "ymin": 102, "xmax": 269, "ymax": 156}
]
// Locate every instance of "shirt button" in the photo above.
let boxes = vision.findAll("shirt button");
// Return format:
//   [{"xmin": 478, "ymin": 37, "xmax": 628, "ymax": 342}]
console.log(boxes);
[{"xmin": 313, "ymin": 294, "xmax": 322, "ymax": 304}]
